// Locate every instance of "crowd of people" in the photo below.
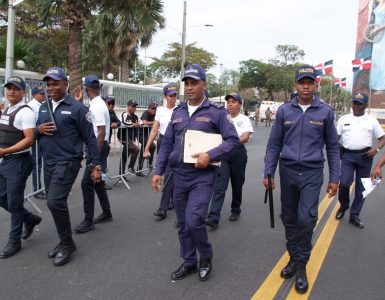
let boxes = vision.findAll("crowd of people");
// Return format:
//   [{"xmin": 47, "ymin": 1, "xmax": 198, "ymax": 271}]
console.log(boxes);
[{"xmin": 1, "ymin": 63, "xmax": 385, "ymax": 295}]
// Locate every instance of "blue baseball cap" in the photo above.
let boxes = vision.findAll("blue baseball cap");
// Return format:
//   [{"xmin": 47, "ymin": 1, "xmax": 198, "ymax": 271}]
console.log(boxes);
[
  {"xmin": 31, "ymin": 85, "xmax": 45, "ymax": 95},
  {"xmin": 225, "ymin": 92, "xmax": 242, "ymax": 103},
  {"xmin": 295, "ymin": 65, "xmax": 317, "ymax": 82},
  {"xmin": 43, "ymin": 67, "xmax": 68, "ymax": 81},
  {"xmin": 163, "ymin": 83, "xmax": 177, "ymax": 95},
  {"xmin": 84, "ymin": 74, "xmax": 101, "ymax": 87},
  {"xmin": 352, "ymin": 93, "xmax": 368, "ymax": 104},
  {"xmin": 182, "ymin": 64, "xmax": 206, "ymax": 81},
  {"xmin": 4, "ymin": 76, "xmax": 26, "ymax": 90}
]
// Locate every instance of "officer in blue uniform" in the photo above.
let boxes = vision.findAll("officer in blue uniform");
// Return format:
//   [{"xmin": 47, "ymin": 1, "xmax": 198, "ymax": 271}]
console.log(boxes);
[
  {"xmin": 152, "ymin": 64, "xmax": 239, "ymax": 281},
  {"xmin": 263, "ymin": 65, "xmax": 340, "ymax": 293},
  {"xmin": 36, "ymin": 67, "xmax": 101, "ymax": 266},
  {"xmin": 0, "ymin": 76, "xmax": 41, "ymax": 259}
]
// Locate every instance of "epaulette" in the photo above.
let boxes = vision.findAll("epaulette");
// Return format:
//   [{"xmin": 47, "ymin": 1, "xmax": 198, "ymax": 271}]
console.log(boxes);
[{"xmin": 209, "ymin": 101, "xmax": 225, "ymax": 109}]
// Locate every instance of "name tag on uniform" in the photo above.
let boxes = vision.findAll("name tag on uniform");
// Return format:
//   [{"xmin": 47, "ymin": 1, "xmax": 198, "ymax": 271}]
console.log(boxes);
[
  {"xmin": 61, "ymin": 111, "xmax": 71, "ymax": 115},
  {"xmin": 344, "ymin": 123, "xmax": 350, "ymax": 126}
]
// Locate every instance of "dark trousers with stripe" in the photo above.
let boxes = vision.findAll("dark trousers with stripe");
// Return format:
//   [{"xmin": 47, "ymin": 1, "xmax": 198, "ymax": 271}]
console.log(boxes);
[{"xmin": 280, "ymin": 165, "xmax": 323, "ymax": 266}]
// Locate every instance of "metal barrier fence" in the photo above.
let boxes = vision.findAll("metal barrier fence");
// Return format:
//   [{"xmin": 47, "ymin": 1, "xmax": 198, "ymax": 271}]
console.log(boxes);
[
  {"xmin": 0, "ymin": 68, "xmax": 164, "ymax": 108},
  {"xmin": 24, "ymin": 124, "xmax": 158, "ymax": 212}
]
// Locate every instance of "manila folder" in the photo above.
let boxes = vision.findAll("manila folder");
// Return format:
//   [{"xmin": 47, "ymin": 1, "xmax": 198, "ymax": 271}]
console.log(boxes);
[{"xmin": 183, "ymin": 130, "xmax": 223, "ymax": 164}]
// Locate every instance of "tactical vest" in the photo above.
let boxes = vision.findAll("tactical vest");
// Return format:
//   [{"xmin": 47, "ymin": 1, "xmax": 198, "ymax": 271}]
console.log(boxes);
[{"xmin": 0, "ymin": 105, "xmax": 29, "ymax": 148}]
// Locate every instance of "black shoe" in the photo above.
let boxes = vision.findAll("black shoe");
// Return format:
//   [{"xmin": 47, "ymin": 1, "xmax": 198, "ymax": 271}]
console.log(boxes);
[
  {"xmin": 280, "ymin": 258, "xmax": 296, "ymax": 279},
  {"xmin": 34, "ymin": 191, "xmax": 47, "ymax": 199},
  {"xmin": 171, "ymin": 263, "xmax": 198, "ymax": 281},
  {"xmin": 295, "ymin": 265, "xmax": 309, "ymax": 294},
  {"xmin": 0, "ymin": 240, "xmax": 21, "ymax": 259},
  {"xmin": 335, "ymin": 208, "xmax": 345, "ymax": 220},
  {"xmin": 47, "ymin": 242, "xmax": 62, "ymax": 259},
  {"xmin": 349, "ymin": 217, "xmax": 364, "ymax": 228},
  {"xmin": 74, "ymin": 220, "xmax": 95, "ymax": 234},
  {"xmin": 94, "ymin": 212, "xmax": 113, "ymax": 224},
  {"xmin": 199, "ymin": 258, "xmax": 212, "ymax": 281},
  {"xmin": 22, "ymin": 214, "xmax": 42, "ymax": 240},
  {"xmin": 154, "ymin": 209, "xmax": 167, "ymax": 219},
  {"xmin": 229, "ymin": 213, "xmax": 240, "ymax": 222},
  {"xmin": 205, "ymin": 219, "xmax": 218, "ymax": 229},
  {"xmin": 53, "ymin": 241, "xmax": 76, "ymax": 266}
]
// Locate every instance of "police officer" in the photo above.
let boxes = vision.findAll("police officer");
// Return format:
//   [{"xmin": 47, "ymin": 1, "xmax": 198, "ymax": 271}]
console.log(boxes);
[
  {"xmin": 144, "ymin": 83, "xmax": 178, "ymax": 219},
  {"xmin": 28, "ymin": 85, "xmax": 47, "ymax": 199},
  {"xmin": 152, "ymin": 64, "xmax": 239, "ymax": 281},
  {"xmin": 206, "ymin": 93, "xmax": 253, "ymax": 228},
  {"xmin": 336, "ymin": 93, "xmax": 385, "ymax": 228},
  {"xmin": 0, "ymin": 76, "xmax": 41, "ymax": 259},
  {"xmin": 263, "ymin": 65, "xmax": 340, "ymax": 293},
  {"xmin": 36, "ymin": 67, "xmax": 101, "ymax": 266},
  {"xmin": 74, "ymin": 75, "xmax": 113, "ymax": 234}
]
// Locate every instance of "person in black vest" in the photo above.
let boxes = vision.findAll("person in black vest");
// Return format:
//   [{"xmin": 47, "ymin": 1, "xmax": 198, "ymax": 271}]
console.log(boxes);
[
  {"xmin": 0, "ymin": 76, "xmax": 41, "ymax": 259},
  {"xmin": 105, "ymin": 96, "xmax": 121, "ymax": 144}
]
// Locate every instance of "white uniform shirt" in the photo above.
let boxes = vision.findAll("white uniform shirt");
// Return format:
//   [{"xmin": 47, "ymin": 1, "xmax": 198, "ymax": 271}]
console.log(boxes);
[
  {"xmin": 27, "ymin": 98, "xmax": 42, "ymax": 121},
  {"xmin": 155, "ymin": 106, "xmax": 175, "ymax": 135},
  {"xmin": 337, "ymin": 113, "xmax": 385, "ymax": 150},
  {"xmin": 231, "ymin": 113, "xmax": 254, "ymax": 138},
  {"xmin": 89, "ymin": 95, "xmax": 110, "ymax": 142},
  {"xmin": 6, "ymin": 100, "xmax": 36, "ymax": 154}
]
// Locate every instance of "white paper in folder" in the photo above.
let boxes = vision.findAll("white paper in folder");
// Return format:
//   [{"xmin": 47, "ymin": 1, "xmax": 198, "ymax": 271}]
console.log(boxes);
[{"xmin": 183, "ymin": 130, "xmax": 223, "ymax": 165}]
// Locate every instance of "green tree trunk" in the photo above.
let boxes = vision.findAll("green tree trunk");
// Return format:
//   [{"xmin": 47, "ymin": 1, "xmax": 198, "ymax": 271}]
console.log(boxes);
[{"xmin": 68, "ymin": 23, "xmax": 82, "ymax": 98}]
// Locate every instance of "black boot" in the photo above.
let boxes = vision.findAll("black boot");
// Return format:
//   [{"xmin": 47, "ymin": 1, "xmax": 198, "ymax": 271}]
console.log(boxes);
[{"xmin": 295, "ymin": 265, "xmax": 309, "ymax": 294}]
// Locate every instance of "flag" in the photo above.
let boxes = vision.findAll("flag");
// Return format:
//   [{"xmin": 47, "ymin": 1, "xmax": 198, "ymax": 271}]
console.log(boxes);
[
  {"xmin": 324, "ymin": 60, "xmax": 333, "ymax": 75},
  {"xmin": 341, "ymin": 77, "xmax": 347, "ymax": 88},
  {"xmin": 352, "ymin": 59, "xmax": 362, "ymax": 72},
  {"xmin": 314, "ymin": 63, "xmax": 323, "ymax": 83},
  {"xmin": 362, "ymin": 56, "xmax": 372, "ymax": 70},
  {"xmin": 334, "ymin": 78, "xmax": 341, "ymax": 87}
]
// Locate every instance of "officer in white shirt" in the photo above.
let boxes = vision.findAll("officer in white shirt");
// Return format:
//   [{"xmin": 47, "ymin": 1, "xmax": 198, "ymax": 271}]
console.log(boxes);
[
  {"xmin": 336, "ymin": 93, "xmax": 385, "ymax": 228},
  {"xmin": 0, "ymin": 76, "xmax": 42, "ymax": 259},
  {"xmin": 28, "ymin": 85, "xmax": 47, "ymax": 199},
  {"xmin": 206, "ymin": 93, "xmax": 254, "ymax": 228},
  {"xmin": 74, "ymin": 75, "xmax": 112, "ymax": 234}
]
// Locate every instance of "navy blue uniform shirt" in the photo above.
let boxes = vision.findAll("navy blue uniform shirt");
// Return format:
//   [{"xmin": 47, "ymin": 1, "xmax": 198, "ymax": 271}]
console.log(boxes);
[
  {"xmin": 264, "ymin": 96, "xmax": 340, "ymax": 184},
  {"xmin": 36, "ymin": 95, "xmax": 100, "ymax": 165},
  {"xmin": 154, "ymin": 98, "xmax": 239, "ymax": 176}
]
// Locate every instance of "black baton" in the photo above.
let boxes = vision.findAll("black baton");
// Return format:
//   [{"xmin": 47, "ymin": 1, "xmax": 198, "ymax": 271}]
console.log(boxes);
[{"xmin": 264, "ymin": 173, "xmax": 275, "ymax": 228}]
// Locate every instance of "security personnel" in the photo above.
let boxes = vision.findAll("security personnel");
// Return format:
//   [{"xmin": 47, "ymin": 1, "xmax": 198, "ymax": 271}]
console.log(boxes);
[
  {"xmin": 336, "ymin": 93, "xmax": 385, "ymax": 228},
  {"xmin": 152, "ymin": 64, "xmax": 239, "ymax": 281},
  {"xmin": 74, "ymin": 75, "xmax": 113, "ymax": 234},
  {"xmin": 144, "ymin": 83, "xmax": 177, "ymax": 219},
  {"xmin": 206, "ymin": 93, "xmax": 253, "ymax": 228},
  {"xmin": 28, "ymin": 85, "xmax": 47, "ymax": 199},
  {"xmin": 263, "ymin": 65, "xmax": 340, "ymax": 293},
  {"xmin": 36, "ymin": 67, "xmax": 101, "ymax": 266},
  {"xmin": 0, "ymin": 76, "xmax": 41, "ymax": 259}
]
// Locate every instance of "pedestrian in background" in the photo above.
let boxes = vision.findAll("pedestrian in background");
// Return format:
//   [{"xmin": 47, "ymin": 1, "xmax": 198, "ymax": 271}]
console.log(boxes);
[
  {"xmin": 336, "ymin": 93, "xmax": 385, "ymax": 228},
  {"xmin": 206, "ymin": 92, "xmax": 253, "ymax": 229},
  {"xmin": 263, "ymin": 65, "xmax": 340, "ymax": 294}
]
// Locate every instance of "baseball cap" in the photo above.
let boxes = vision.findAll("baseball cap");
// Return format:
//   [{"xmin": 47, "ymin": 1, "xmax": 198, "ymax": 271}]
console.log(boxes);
[
  {"xmin": 4, "ymin": 76, "xmax": 26, "ymax": 90},
  {"xmin": 84, "ymin": 74, "xmax": 101, "ymax": 87},
  {"xmin": 352, "ymin": 93, "xmax": 368, "ymax": 104},
  {"xmin": 104, "ymin": 95, "xmax": 115, "ymax": 105},
  {"xmin": 148, "ymin": 102, "xmax": 157, "ymax": 109},
  {"xmin": 43, "ymin": 67, "xmax": 68, "ymax": 81},
  {"xmin": 225, "ymin": 92, "xmax": 242, "ymax": 103},
  {"xmin": 295, "ymin": 65, "xmax": 317, "ymax": 82},
  {"xmin": 31, "ymin": 85, "xmax": 45, "ymax": 95},
  {"xmin": 182, "ymin": 64, "xmax": 206, "ymax": 81},
  {"xmin": 127, "ymin": 100, "xmax": 138, "ymax": 107},
  {"xmin": 163, "ymin": 83, "xmax": 177, "ymax": 95}
]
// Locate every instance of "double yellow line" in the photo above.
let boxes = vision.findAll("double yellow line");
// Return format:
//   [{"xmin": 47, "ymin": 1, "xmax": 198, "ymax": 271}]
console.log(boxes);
[{"xmin": 251, "ymin": 190, "xmax": 344, "ymax": 299}]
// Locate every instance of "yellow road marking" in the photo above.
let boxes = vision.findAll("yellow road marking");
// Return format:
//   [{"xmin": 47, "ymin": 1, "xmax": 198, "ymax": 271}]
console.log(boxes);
[
  {"xmin": 251, "ymin": 194, "xmax": 334, "ymax": 300},
  {"xmin": 286, "ymin": 201, "xmax": 340, "ymax": 299}
]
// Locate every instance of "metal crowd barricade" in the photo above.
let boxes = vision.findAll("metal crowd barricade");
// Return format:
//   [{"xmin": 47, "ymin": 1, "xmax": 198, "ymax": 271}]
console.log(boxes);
[{"xmin": 107, "ymin": 123, "xmax": 155, "ymax": 190}]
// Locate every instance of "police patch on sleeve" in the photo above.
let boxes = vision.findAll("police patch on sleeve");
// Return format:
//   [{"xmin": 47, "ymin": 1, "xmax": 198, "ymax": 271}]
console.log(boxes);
[{"xmin": 85, "ymin": 111, "xmax": 94, "ymax": 123}]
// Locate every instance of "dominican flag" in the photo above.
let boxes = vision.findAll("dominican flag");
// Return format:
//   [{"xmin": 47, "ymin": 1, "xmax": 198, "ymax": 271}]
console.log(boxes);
[
  {"xmin": 324, "ymin": 60, "xmax": 333, "ymax": 75},
  {"xmin": 352, "ymin": 59, "xmax": 362, "ymax": 72},
  {"xmin": 341, "ymin": 77, "xmax": 347, "ymax": 88},
  {"xmin": 314, "ymin": 63, "xmax": 323, "ymax": 82},
  {"xmin": 334, "ymin": 78, "xmax": 341, "ymax": 87},
  {"xmin": 362, "ymin": 57, "xmax": 372, "ymax": 70}
]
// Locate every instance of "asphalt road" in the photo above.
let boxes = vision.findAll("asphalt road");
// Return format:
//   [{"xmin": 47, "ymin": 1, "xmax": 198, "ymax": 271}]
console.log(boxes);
[{"xmin": 1, "ymin": 122, "xmax": 385, "ymax": 300}]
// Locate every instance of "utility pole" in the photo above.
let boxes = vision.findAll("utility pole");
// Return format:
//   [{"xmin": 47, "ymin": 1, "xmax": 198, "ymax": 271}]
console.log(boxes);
[{"xmin": 179, "ymin": 1, "xmax": 187, "ymax": 100}]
